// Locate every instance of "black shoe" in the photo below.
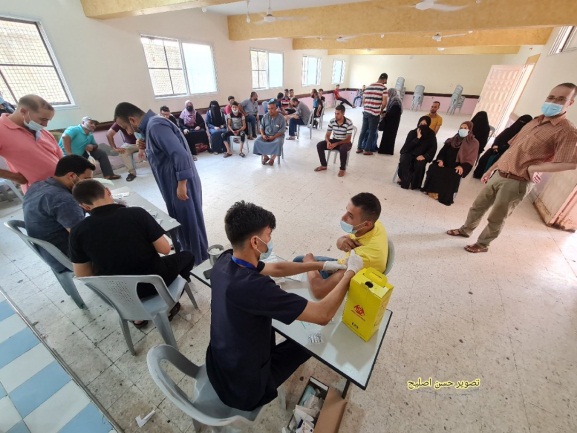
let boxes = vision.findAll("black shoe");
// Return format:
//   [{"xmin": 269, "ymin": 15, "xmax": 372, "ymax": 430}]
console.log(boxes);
[{"xmin": 126, "ymin": 173, "xmax": 137, "ymax": 182}]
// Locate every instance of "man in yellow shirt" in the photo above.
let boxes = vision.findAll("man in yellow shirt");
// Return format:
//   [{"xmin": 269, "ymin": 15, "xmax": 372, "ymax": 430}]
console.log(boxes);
[
  {"xmin": 428, "ymin": 101, "xmax": 443, "ymax": 134},
  {"xmin": 297, "ymin": 192, "xmax": 388, "ymax": 299}
]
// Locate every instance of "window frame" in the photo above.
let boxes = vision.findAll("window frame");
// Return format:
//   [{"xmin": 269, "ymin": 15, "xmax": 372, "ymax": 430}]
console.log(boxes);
[
  {"xmin": 550, "ymin": 26, "xmax": 577, "ymax": 55},
  {"xmin": 250, "ymin": 48, "xmax": 284, "ymax": 90},
  {"xmin": 0, "ymin": 16, "xmax": 74, "ymax": 106},
  {"xmin": 140, "ymin": 35, "xmax": 188, "ymax": 98},
  {"xmin": 332, "ymin": 59, "xmax": 346, "ymax": 84},
  {"xmin": 140, "ymin": 35, "xmax": 219, "ymax": 99},
  {"xmin": 301, "ymin": 55, "xmax": 321, "ymax": 87}
]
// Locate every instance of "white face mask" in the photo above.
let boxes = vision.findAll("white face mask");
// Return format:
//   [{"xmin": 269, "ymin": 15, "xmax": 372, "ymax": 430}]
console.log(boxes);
[
  {"xmin": 458, "ymin": 128, "xmax": 469, "ymax": 138},
  {"xmin": 24, "ymin": 113, "xmax": 44, "ymax": 131},
  {"xmin": 232, "ymin": 109, "xmax": 239, "ymax": 115},
  {"xmin": 255, "ymin": 236, "xmax": 273, "ymax": 260}
]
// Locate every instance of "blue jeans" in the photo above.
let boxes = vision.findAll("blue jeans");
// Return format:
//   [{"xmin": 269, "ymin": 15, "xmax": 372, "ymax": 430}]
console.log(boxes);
[
  {"xmin": 289, "ymin": 118, "xmax": 305, "ymax": 137},
  {"xmin": 293, "ymin": 255, "xmax": 337, "ymax": 279},
  {"xmin": 245, "ymin": 114, "xmax": 257, "ymax": 137},
  {"xmin": 357, "ymin": 112, "xmax": 379, "ymax": 152}
]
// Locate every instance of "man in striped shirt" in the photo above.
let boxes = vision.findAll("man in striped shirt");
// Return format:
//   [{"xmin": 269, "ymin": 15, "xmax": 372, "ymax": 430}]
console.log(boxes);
[
  {"xmin": 314, "ymin": 104, "xmax": 354, "ymax": 177},
  {"xmin": 447, "ymin": 82, "xmax": 577, "ymax": 253},
  {"xmin": 357, "ymin": 73, "xmax": 388, "ymax": 155}
]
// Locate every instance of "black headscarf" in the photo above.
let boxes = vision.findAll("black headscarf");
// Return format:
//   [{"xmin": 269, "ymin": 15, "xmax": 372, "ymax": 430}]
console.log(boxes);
[
  {"xmin": 493, "ymin": 114, "xmax": 533, "ymax": 150},
  {"xmin": 209, "ymin": 100, "xmax": 224, "ymax": 126},
  {"xmin": 470, "ymin": 111, "xmax": 491, "ymax": 154}
]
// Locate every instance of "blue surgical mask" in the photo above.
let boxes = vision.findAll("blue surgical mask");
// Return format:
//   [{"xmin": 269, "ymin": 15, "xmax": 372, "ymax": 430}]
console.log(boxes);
[
  {"xmin": 541, "ymin": 102, "xmax": 563, "ymax": 117},
  {"xmin": 24, "ymin": 114, "xmax": 44, "ymax": 132},
  {"xmin": 256, "ymin": 236, "xmax": 273, "ymax": 260},
  {"xmin": 340, "ymin": 220, "xmax": 365, "ymax": 234},
  {"xmin": 134, "ymin": 132, "xmax": 144, "ymax": 140},
  {"xmin": 458, "ymin": 128, "xmax": 468, "ymax": 138}
]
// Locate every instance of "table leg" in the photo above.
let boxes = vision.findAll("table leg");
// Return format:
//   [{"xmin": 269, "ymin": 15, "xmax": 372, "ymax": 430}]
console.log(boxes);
[{"xmin": 342, "ymin": 379, "xmax": 351, "ymax": 398}]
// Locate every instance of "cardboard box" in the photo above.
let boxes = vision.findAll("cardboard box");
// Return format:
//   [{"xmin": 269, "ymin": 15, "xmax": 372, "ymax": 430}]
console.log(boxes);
[
  {"xmin": 287, "ymin": 377, "xmax": 346, "ymax": 433},
  {"xmin": 342, "ymin": 267, "xmax": 394, "ymax": 341}
]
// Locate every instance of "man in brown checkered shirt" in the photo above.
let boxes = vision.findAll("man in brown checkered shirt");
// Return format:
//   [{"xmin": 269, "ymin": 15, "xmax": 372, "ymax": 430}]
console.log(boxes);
[{"xmin": 447, "ymin": 83, "xmax": 577, "ymax": 253}]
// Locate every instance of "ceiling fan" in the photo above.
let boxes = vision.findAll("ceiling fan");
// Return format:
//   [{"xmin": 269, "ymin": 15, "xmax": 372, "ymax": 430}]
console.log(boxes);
[
  {"xmin": 431, "ymin": 30, "xmax": 473, "ymax": 41},
  {"xmin": 254, "ymin": 0, "xmax": 303, "ymax": 25},
  {"xmin": 414, "ymin": 0, "xmax": 468, "ymax": 12}
]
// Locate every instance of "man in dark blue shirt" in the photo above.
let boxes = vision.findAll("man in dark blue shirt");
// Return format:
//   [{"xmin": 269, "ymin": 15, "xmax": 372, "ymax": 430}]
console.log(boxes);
[
  {"xmin": 22, "ymin": 155, "xmax": 95, "ymax": 271},
  {"xmin": 206, "ymin": 201, "xmax": 363, "ymax": 411}
]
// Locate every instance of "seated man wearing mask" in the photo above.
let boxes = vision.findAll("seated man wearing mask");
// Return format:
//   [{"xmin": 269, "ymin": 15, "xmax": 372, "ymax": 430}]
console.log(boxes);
[
  {"xmin": 294, "ymin": 192, "xmax": 388, "ymax": 299},
  {"xmin": 206, "ymin": 200, "xmax": 361, "ymax": 411}
]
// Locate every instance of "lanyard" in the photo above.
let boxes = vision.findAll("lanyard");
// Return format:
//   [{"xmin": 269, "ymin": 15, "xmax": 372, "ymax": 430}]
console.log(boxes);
[{"xmin": 231, "ymin": 256, "xmax": 257, "ymax": 270}]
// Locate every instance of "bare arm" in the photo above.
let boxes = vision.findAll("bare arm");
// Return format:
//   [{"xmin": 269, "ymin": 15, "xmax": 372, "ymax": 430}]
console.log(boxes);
[
  {"xmin": 261, "ymin": 260, "xmax": 323, "ymax": 277},
  {"xmin": 62, "ymin": 135, "xmax": 73, "ymax": 155},
  {"xmin": 106, "ymin": 129, "xmax": 118, "ymax": 149},
  {"xmin": 73, "ymin": 262, "xmax": 94, "ymax": 277},
  {"xmin": 297, "ymin": 270, "xmax": 354, "ymax": 325},
  {"xmin": 153, "ymin": 235, "xmax": 171, "ymax": 255},
  {"xmin": 0, "ymin": 168, "xmax": 27, "ymax": 184}
]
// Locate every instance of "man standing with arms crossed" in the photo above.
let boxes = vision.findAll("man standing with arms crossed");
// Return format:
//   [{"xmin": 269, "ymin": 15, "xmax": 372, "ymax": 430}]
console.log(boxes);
[
  {"xmin": 356, "ymin": 73, "xmax": 388, "ymax": 155},
  {"xmin": 447, "ymin": 83, "xmax": 577, "ymax": 253}
]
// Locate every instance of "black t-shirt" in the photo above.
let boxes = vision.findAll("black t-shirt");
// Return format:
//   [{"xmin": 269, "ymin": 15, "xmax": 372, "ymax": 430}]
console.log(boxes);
[
  {"xmin": 206, "ymin": 250, "xmax": 308, "ymax": 411},
  {"xmin": 69, "ymin": 204, "xmax": 166, "ymax": 276}
]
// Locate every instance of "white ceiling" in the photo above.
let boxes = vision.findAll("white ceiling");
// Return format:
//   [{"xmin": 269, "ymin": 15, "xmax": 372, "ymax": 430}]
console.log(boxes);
[{"xmin": 208, "ymin": 0, "xmax": 368, "ymax": 16}]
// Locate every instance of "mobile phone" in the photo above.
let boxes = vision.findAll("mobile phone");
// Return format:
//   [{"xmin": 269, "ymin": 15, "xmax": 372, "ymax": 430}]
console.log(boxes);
[{"xmin": 203, "ymin": 268, "xmax": 212, "ymax": 280}]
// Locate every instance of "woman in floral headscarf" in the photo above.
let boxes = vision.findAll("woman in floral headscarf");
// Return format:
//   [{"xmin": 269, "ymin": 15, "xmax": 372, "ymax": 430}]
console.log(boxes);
[{"xmin": 178, "ymin": 100, "xmax": 208, "ymax": 159}]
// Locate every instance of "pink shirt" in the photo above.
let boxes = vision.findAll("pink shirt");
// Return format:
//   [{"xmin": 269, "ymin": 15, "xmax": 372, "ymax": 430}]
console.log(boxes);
[{"xmin": 0, "ymin": 113, "xmax": 62, "ymax": 193}]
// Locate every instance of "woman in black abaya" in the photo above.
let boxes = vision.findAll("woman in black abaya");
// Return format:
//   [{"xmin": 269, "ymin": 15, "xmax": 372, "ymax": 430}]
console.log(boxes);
[
  {"xmin": 378, "ymin": 88, "xmax": 403, "ymax": 155},
  {"xmin": 397, "ymin": 116, "xmax": 437, "ymax": 189}
]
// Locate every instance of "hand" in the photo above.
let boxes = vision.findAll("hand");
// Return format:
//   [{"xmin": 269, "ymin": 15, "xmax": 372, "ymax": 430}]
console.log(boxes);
[
  {"xmin": 455, "ymin": 166, "xmax": 464, "ymax": 175},
  {"xmin": 326, "ymin": 140, "xmax": 334, "ymax": 150},
  {"xmin": 137, "ymin": 139, "xmax": 145, "ymax": 149},
  {"xmin": 214, "ymin": 126, "xmax": 220, "ymax": 130},
  {"xmin": 481, "ymin": 171, "xmax": 492, "ymax": 184},
  {"xmin": 138, "ymin": 149, "xmax": 146, "ymax": 160},
  {"xmin": 184, "ymin": 129, "xmax": 189, "ymax": 134},
  {"xmin": 194, "ymin": 126, "xmax": 200, "ymax": 131},
  {"xmin": 417, "ymin": 129, "xmax": 422, "ymax": 139},
  {"xmin": 85, "ymin": 144, "xmax": 95, "ymax": 152},
  {"xmin": 492, "ymin": 146, "xmax": 498, "ymax": 152},
  {"xmin": 176, "ymin": 183, "xmax": 189, "ymax": 200},
  {"xmin": 530, "ymin": 171, "xmax": 542, "ymax": 183},
  {"xmin": 11, "ymin": 172, "xmax": 28, "ymax": 185},
  {"xmin": 323, "ymin": 261, "xmax": 347, "ymax": 272},
  {"xmin": 338, "ymin": 235, "xmax": 361, "ymax": 252},
  {"xmin": 346, "ymin": 250, "xmax": 364, "ymax": 274},
  {"xmin": 303, "ymin": 253, "xmax": 316, "ymax": 263},
  {"xmin": 115, "ymin": 147, "xmax": 126, "ymax": 154},
  {"xmin": 416, "ymin": 155, "xmax": 425, "ymax": 161},
  {"xmin": 438, "ymin": 160, "xmax": 444, "ymax": 168}
]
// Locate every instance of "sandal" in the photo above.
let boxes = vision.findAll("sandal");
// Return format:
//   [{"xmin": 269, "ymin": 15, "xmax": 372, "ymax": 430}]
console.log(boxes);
[
  {"xmin": 223, "ymin": 153, "xmax": 232, "ymax": 158},
  {"xmin": 268, "ymin": 159, "xmax": 275, "ymax": 166},
  {"xmin": 338, "ymin": 170, "xmax": 345, "ymax": 177},
  {"xmin": 239, "ymin": 152, "xmax": 245, "ymax": 157},
  {"xmin": 262, "ymin": 155, "xmax": 270, "ymax": 165},
  {"xmin": 464, "ymin": 243, "xmax": 488, "ymax": 253},
  {"xmin": 356, "ymin": 149, "xmax": 363, "ymax": 154},
  {"xmin": 314, "ymin": 166, "xmax": 327, "ymax": 172},
  {"xmin": 446, "ymin": 229, "xmax": 469, "ymax": 238},
  {"xmin": 168, "ymin": 302, "xmax": 181, "ymax": 321}
]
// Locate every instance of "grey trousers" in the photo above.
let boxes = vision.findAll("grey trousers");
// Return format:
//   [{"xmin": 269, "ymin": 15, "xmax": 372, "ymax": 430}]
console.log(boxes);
[
  {"xmin": 83, "ymin": 144, "xmax": 116, "ymax": 177},
  {"xmin": 459, "ymin": 173, "xmax": 529, "ymax": 246}
]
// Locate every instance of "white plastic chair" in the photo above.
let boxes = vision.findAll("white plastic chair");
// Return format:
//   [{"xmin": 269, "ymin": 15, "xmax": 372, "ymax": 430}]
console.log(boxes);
[
  {"xmin": 147, "ymin": 344, "xmax": 263, "ymax": 432},
  {"xmin": 317, "ymin": 105, "xmax": 326, "ymax": 129},
  {"xmin": 447, "ymin": 85, "xmax": 464, "ymax": 114},
  {"xmin": 384, "ymin": 238, "xmax": 395, "ymax": 276},
  {"xmin": 4, "ymin": 220, "xmax": 86, "ymax": 309},
  {"xmin": 325, "ymin": 125, "xmax": 358, "ymax": 168},
  {"xmin": 78, "ymin": 275, "xmax": 198, "ymax": 355},
  {"xmin": 411, "ymin": 85, "xmax": 425, "ymax": 111},
  {"xmin": 296, "ymin": 110, "xmax": 315, "ymax": 140},
  {"xmin": 228, "ymin": 135, "xmax": 250, "ymax": 153},
  {"xmin": 0, "ymin": 179, "xmax": 24, "ymax": 202}
]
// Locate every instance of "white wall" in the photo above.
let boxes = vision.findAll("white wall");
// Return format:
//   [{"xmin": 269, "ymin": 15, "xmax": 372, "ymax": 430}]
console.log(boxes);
[{"xmin": 347, "ymin": 51, "xmax": 540, "ymax": 96}]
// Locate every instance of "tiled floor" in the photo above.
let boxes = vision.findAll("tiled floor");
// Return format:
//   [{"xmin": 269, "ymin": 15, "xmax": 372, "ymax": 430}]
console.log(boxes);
[
  {"xmin": 0, "ymin": 107, "xmax": 576, "ymax": 433},
  {"xmin": 0, "ymin": 292, "xmax": 117, "ymax": 433}
]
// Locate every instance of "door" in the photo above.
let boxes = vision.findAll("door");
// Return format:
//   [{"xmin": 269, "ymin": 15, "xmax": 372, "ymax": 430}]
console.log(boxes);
[{"xmin": 474, "ymin": 65, "xmax": 529, "ymax": 132}]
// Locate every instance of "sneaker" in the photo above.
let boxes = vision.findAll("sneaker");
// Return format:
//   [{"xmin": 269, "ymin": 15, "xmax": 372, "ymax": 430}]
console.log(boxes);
[{"xmin": 126, "ymin": 173, "xmax": 137, "ymax": 182}]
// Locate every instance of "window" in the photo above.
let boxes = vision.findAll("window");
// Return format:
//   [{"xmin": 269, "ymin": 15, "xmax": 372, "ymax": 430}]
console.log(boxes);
[
  {"xmin": 0, "ymin": 17, "xmax": 72, "ymax": 105},
  {"xmin": 550, "ymin": 26, "xmax": 577, "ymax": 54},
  {"xmin": 250, "ymin": 49, "xmax": 283, "ymax": 90},
  {"xmin": 332, "ymin": 60, "xmax": 345, "ymax": 84},
  {"xmin": 141, "ymin": 36, "xmax": 218, "ymax": 97},
  {"xmin": 182, "ymin": 43, "xmax": 217, "ymax": 94},
  {"xmin": 302, "ymin": 56, "xmax": 321, "ymax": 86}
]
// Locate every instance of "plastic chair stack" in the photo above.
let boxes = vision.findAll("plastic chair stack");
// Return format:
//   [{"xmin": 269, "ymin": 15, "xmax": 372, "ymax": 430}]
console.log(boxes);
[{"xmin": 411, "ymin": 85, "xmax": 425, "ymax": 111}]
